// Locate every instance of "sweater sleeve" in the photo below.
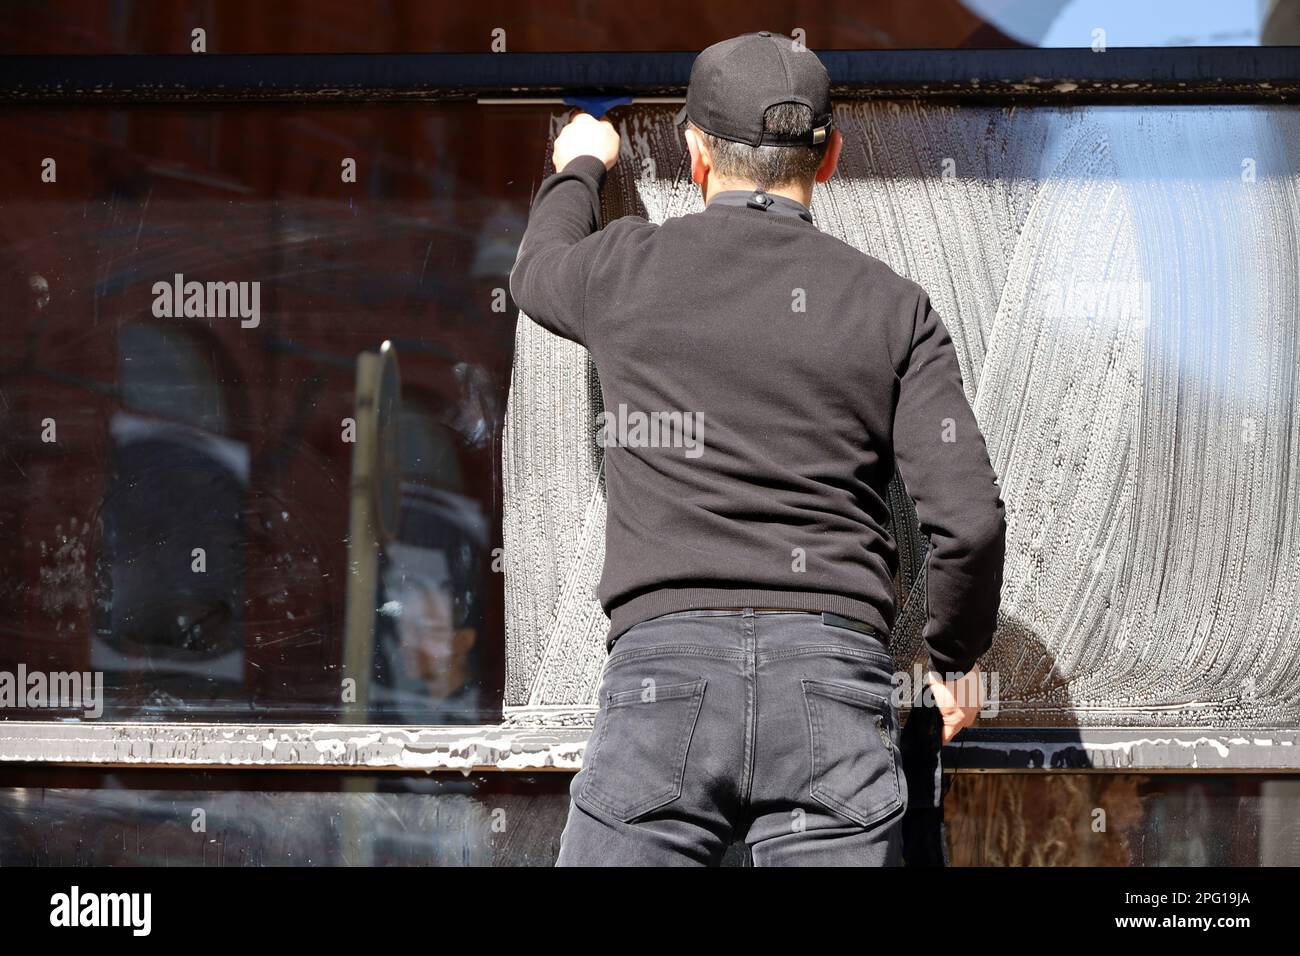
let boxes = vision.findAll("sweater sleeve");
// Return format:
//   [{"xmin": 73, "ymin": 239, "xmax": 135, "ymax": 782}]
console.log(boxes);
[
  {"xmin": 892, "ymin": 291, "xmax": 1007, "ymax": 675},
  {"xmin": 508, "ymin": 154, "xmax": 610, "ymax": 346}
]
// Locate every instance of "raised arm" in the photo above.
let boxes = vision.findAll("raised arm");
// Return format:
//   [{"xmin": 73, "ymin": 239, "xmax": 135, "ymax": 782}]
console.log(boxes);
[{"xmin": 508, "ymin": 114, "xmax": 620, "ymax": 345}]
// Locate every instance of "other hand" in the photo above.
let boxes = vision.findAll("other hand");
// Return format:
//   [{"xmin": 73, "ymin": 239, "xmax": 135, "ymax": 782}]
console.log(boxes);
[{"xmin": 925, "ymin": 665, "xmax": 984, "ymax": 745}]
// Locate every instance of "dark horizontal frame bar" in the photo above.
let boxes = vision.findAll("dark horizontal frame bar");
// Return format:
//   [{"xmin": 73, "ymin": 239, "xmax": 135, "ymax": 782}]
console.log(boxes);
[
  {"xmin": 949, "ymin": 727, "xmax": 1300, "ymax": 771},
  {"xmin": 1, "ymin": 47, "xmax": 1299, "ymax": 105}
]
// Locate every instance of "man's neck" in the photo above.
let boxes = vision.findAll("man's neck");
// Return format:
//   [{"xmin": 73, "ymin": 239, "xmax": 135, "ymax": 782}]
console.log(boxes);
[{"xmin": 704, "ymin": 177, "xmax": 813, "ymax": 208}]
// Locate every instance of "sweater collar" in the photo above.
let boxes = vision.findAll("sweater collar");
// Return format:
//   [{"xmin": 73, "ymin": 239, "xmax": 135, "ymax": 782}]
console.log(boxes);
[{"xmin": 705, "ymin": 189, "xmax": 814, "ymax": 224}]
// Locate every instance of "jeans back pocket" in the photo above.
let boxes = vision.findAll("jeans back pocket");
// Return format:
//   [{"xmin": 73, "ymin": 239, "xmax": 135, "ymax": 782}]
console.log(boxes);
[
  {"xmin": 801, "ymin": 678, "xmax": 903, "ymax": 828},
  {"xmin": 577, "ymin": 677, "xmax": 707, "ymax": 823}
]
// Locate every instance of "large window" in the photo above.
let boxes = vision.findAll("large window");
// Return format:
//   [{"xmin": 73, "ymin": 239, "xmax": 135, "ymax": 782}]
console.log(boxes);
[
  {"xmin": 0, "ymin": 104, "xmax": 549, "ymax": 724},
  {"xmin": 0, "ymin": 3, "xmax": 1296, "ymax": 822}
]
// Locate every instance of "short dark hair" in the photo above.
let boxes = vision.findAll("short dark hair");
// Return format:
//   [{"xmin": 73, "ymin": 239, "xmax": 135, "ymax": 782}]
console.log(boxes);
[{"xmin": 690, "ymin": 102, "xmax": 829, "ymax": 190}]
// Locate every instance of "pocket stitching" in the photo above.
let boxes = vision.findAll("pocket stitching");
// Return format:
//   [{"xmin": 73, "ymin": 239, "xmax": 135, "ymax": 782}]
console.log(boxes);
[
  {"xmin": 607, "ymin": 678, "xmax": 705, "ymax": 708},
  {"xmin": 802, "ymin": 679, "xmax": 903, "ymax": 828},
  {"xmin": 804, "ymin": 678, "xmax": 892, "ymax": 713},
  {"xmin": 579, "ymin": 677, "xmax": 707, "ymax": 823}
]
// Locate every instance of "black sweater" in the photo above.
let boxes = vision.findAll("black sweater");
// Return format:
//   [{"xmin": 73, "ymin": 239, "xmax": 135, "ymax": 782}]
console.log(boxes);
[{"xmin": 509, "ymin": 155, "xmax": 1006, "ymax": 674}]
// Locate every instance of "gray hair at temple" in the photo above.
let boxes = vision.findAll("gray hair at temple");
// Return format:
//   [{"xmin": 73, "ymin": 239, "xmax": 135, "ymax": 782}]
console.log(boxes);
[{"xmin": 688, "ymin": 103, "xmax": 829, "ymax": 190}]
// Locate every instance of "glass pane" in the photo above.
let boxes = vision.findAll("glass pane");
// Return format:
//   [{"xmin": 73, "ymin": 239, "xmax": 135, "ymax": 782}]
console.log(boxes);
[
  {"xmin": 506, "ymin": 101, "xmax": 1300, "ymax": 731},
  {"xmin": 1, "ymin": 768, "xmax": 1296, "ymax": 866},
  {"xmin": 0, "ymin": 104, "xmax": 549, "ymax": 721},
  {"xmin": 5, "ymin": 98, "xmax": 1300, "ymax": 739}
]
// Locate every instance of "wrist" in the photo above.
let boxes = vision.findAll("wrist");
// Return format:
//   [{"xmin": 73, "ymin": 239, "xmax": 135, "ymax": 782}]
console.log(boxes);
[{"xmin": 560, "ymin": 153, "xmax": 611, "ymax": 176}]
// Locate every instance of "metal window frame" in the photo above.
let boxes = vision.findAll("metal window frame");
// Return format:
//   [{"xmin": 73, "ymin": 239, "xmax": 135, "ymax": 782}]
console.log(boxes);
[
  {"xmin": 1, "ymin": 48, "xmax": 1299, "ymax": 104},
  {"xmin": 2, "ymin": 48, "xmax": 1299, "ymax": 771}
]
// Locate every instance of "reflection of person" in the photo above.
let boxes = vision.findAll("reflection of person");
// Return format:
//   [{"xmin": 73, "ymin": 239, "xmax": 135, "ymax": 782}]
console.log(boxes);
[
  {"xmin": 393, "ymin": 574, "xmax": 476, "ymax": 702},
  {"xmin": 370, "ymin": 489, "xmax": 486, "ymax": 724},
  {"xmin": 96, "ymin": 416, "xmax": 248, "ymax": 714},
  {"xmin": 511, "ymin": 33, "xmax": 1005, "ymax": 866}
]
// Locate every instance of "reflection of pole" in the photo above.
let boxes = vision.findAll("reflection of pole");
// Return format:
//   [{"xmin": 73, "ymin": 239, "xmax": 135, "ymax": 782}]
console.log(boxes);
[
  {"xmin": 343, "ymin": 348, "xmax": 383, "ymax": 724},
  {"xmin": 340, "ymin": 341, "xmax": 400, "ymax": 867},
  {"xmin": 1261, "ymin": 779, "xmax": 1300, "ymax": 864},
  {"xmin": 339, "ymin": 774, "xmax": 376, "ymax": 866},
  {"xmin": 342, "ymin": 338, "xmax": 402, "ymax": 723}
]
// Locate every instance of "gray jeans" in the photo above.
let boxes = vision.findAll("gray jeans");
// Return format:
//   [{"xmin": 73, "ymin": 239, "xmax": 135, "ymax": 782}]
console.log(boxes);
[{"xmin": 556, "ymin": 607, "xmax": 908, "ymax": 866}]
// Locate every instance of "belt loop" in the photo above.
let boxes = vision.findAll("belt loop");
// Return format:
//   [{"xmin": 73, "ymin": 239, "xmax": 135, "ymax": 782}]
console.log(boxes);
[{"xmin": 742, "ymin": 607, "xmax": 756, "ymax": 619}]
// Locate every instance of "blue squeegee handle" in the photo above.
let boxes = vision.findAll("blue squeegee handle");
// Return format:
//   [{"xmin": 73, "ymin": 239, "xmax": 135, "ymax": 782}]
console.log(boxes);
[{"xmin": 561, "ymin": 94, "xmax": 635, "ymax": 119}]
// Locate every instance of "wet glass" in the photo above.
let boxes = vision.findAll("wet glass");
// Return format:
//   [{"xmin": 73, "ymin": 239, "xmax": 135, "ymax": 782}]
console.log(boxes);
[{"xmin": 509, "ymin": 101, "xmax": 1300, "ymax": 732}]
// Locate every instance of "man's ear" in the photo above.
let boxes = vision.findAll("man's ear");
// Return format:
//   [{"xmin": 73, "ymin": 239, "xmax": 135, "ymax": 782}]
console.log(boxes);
[
  {"xmin": 685, "ymin": 126, "xmax": 712, "ymax": 187},
  {"xmin": 814, "ymin": 128, "xmax": 843, "ymax": 184}
]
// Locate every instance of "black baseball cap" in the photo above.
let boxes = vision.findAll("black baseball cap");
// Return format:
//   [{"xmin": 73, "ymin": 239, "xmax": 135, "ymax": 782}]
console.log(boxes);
[{"xmin": 675, "ymin": 31, "xmax": 833, "ymax": 148}]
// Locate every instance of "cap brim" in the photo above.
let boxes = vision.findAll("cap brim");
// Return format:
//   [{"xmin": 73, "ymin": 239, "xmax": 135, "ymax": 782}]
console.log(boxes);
[{"xmin": 673, "ymin": 104, "xmax": 689, "ymax": 127}]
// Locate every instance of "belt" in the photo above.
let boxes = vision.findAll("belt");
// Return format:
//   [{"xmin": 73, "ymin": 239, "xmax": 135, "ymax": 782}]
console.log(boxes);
[{"xmin": 707, "ymin": 607, "xmax": 878, "ymax": 636}]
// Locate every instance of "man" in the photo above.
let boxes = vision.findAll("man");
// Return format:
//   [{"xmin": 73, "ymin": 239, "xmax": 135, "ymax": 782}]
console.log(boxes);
[{"xmin": 510, "ymin": 32, "xmax": 1006, "ymax": 866}]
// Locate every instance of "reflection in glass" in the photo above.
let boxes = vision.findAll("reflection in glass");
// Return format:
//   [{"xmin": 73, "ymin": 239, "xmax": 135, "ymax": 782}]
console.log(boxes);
[
  {"xmin": 370, "ymin": 409, "xmax": 489, "ymax": 722},
  {"xmin": 0, "ymin": 104, "xmax": 544, "ymax": 722},
  {"xmin": 0, "ymin": 769, "xmax": 1296, "ymax": 866}
]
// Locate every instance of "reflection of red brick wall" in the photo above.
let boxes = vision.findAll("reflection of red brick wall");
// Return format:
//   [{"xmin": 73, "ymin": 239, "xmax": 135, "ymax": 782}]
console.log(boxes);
[
  {"xmin": 0, "ymin": 103, "xmax": 550, "ymax": 713},
  {"xmin": 0, "ymin": 1, "xmax": 1024, "ymax": 54}
]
